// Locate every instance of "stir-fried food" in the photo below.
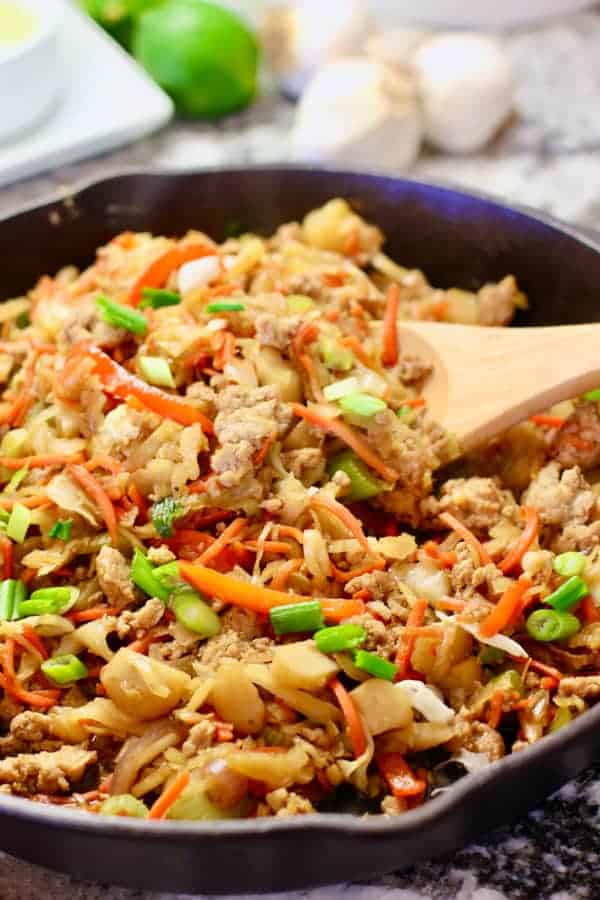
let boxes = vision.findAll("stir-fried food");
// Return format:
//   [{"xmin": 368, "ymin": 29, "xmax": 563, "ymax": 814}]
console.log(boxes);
[{"xmin": 0, "ymin": 198, "xmax": 597, "ymax": 821}]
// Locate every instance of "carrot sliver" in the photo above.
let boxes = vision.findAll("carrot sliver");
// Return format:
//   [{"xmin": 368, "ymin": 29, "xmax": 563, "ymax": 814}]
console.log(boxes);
[
  {"xmin": 439, "ymin": 511, "xmax": 493, "ymax": 567},
  {"xmin": 311, "ymin": 494, "xmax": 371, "ymax": 553},
  {"xmin": 129, "ymin": 242, "xmax": 214, "ymax": 306},
  {"xmin": 195, "ymin": 517, "xmax": 247, "ymax": 568},
  {"xmin": 340, "ymin": 335, "xmax": 373, "ymax": 368},
  {"xmin": 499, "ymin": 506, "xmax": 540, "ymax": 574},
  {"xmin": 180, "ymin": 561, "xmax": 308, "ymax": 613},
  {"xmin": 0, "ymin": 453, "xmax": 84, "ymax": 470},
  {"xmin": 269, "ymin": 559, "xmax": 303, "ymax": 591},
  {"xmin": 423, "ymin": 541, "xmax": 457, "ymax": 568},
  {"xmin": 0, "ymin": 536, "xmax": 13, "ymax": 580},
  {"xmin": 67, "ymin": 606, "xmax": 121, "ymax": 624},
  {"xmin": 21, "ymin": 625, "xmax": 48, "ymax": 659},
  {"xmin": 377, "ymin": 752, "xmax": 426, "ymax": 798},
  {"xmin": 529, "ymin": 415, "xmax": 564, "ymax": 428},
  {"xmin": 581, "ymin": 595, "xmax": 600, "ymax": 624},
  {"xmin": 68, "ymin": 464, "xmax": 118, "ymax": 545},
  {"xmin": 330, "ymin": 676, "xmax": 367, "ymax": 758},
  {"xmin": 479, "ymin": 577, "xmax": 533, "ymax": 638},
  {"xmin": 320, "ymin": 597, "xmax": 366, "ymax": 621},
  {"xmin": 148, "ymin": 769, "xmax": 190, "ymax": 820},
  {"xmin": 382, "ymin": 283, "xmax": 401, "ymax": 367},
  {"xmin": 395, "ymin": 597, "xmax": 428, "ymax": 678},
  {"xmin": 253, "ymin": 430, "xmax": 277, "ymax": 467},
  {"xmin": 486, "ymin": 689, "xmax": 505, "ymax": 729}
]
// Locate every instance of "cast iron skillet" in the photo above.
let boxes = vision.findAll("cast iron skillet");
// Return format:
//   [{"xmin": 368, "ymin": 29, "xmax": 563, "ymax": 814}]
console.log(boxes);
[{"xmin": 1, "ymin": 166, "xmax": 600, "ymax": 894}]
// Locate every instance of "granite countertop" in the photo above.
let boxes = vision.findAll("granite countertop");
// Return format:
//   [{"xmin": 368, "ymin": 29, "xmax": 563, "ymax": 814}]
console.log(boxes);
[{"xmin": 2, "ymin": 8, "xmax": 600, "ymax": 900}]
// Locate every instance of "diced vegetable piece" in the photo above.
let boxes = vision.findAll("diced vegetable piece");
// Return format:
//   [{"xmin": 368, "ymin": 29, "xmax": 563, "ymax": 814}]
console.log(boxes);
[
  {"xmin": 350, "ymin": 679, "xmax": 413, "ymax": 735},
  {"xmin": 470, "ymin": 669, "xmax": 523, "ymax": 714},
  {"xmin": 584, "ymin": 388, "xmax": 600, "ymax": 401},
  {"xmin": 225, "ymin": 745, "xmax": 310, "ymax": 789},
  {"xmin": 100, "ymin": 648, "xmax": 190, "ymax": 720},
  {"xmin": 323, "ymin": 377, "xmax": 359, "ymax": 402},
  {"xmin": 140, "ymin": 287, "xmax": 181, "ymax": 309},
  {"xmin": 5, "ymin": 467, "xmax": 28, "ymax": 493},
  {"xmin": 48, "ymin": 519, "xmax": 73, "ymax": 541},
  {"xmin": 397, "ymin": 405, "xmax": 412, "ymax": 417},
  {"xmin": 553, "ymin": 552, "xmax": 586, "ymax": 578},
  {"xmin": 339, "ymin": 392, "xmax": 387, "ymax": 418},
  {"xmin": 319, "ymin": 337, "xmax": 354, "ymax": 372},
  {"xmin": 211, "ymin": 661, "xmax": 265, "ymax": 735},
  {"xmin": 526, "ymin": 608, "xmax": 581, "ymax": 641},
  {"xmin": 101, "ymin": 794, "xmax": 149, "ymax": 818},
  {"xmin": 95, "ymin": 294, "xmax": 148, "ymax": 335},
  {"xmin": 286, "ymin": 294, "xmax": 314, "ymax": 313},
  {"xmin": 206, "ymin": 301, "xmax": 245, "ymax": 313},
  {"xmin": 353, "ymin": 651, "xmax": 397, "ymax": 681},
  {"xmin": 326, "ymin": 449, "xmax": 384, "ymax": 502},
  {"xmin": 139, "ymin": 356, "xmax": 176, "ymax": 388},
  {"xmin": 166, "ymin": 782, "xmax": 243, "ymax": 821},
  {"xmin": 153, "ymin": 561, "xmax": 180, "ymax": 583},
  {"xmin": 272, "ymin": 639, "xmax": 339, "ymax": 691},
  {"xmin": 314, "ymin": 623, "xmax": 366, "ymax": 654},
  {"xmin": 543, "ymin": 575, "xmax": 588, "ymax": 612},
  {"xmin": 151, "ymin": 497, "xmax": 183, "ymax": 538},
  {"xmin": 41, "ymin": 654, "xmax": 88, "ymax": 685},
  {"xmin": 131, "ymin": 549, "xmax": 170, "ymax": 602},
  {"xmin": 269, "ymin": 600, "xmax": 323, "ymax": 636},
  {"xmin": 0, "ymin": 579, "xmax": 16, "ymax": 620},
  {"xmin": 171, "ymin": 586, "xmax": 220, "ymax": 637},
  {"xmin": 254, "ymin": 346, "xmax": 302, "ymax": 403},
  {"xmin": 18, "ymin": 586, "xmax": 79, "ymax": 617},
  {"xmin": 549, "ymin": 706, "xmax": 573, "ymax": 733},
  {"xmin": 399, "ymin": 561, "xmax": 449, "ymax": 603},
  {"xmin": 6, "ymin": 502, "xmax": 31, "ymax": 543}
]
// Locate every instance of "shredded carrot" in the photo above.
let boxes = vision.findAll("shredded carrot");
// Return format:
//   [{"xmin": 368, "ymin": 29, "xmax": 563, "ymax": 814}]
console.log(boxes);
[
  {"xmin": 581, "ymin": 594, "xmax": 600, "ymax": 624},
  {"xmin": 205, "ymin": 282, "xmax": 238, "ymax": 299},
  {"xmin": 433, "ymin": 597, "xmax": 466, "ymax": 612},
  {"xmin": 563, "ymin": 434, "xmax": 594, "ymax": 452},
  {"xmin": 165, "ymin": 530, "xmax": 214, "ymax": 550},
  {"xmin": 67, "ymin": 606, "xmax": 120, "ymax": 624},
  {"xmin": 352, "ymin": 589, "xmax": 372, "ymax": 602},
  {"xmin": 320, "ymin": 597, "xmax": 366, "ymax": 621},
  {"xmin": 242, "ymin": 540, "xmax": 292, "ymax": 555},
  {"xmin": 68, "ymin": 464, "xmax": 118, "ymax": 545},
  {"xmin": 529, "ymin": 414, "xmax": 565, "ymax": 428},
  {"xmin": 195, "ymin": 517, "xmax": 247, "ymax": 568},
  {"xmin": 0, "ymin": 453, "xmax": 84, "ymax": 470},
  {"xmin": 180, "ymin": 560, "xmax": 311, "ymax": 614},
  {"xmin": 85, "ymin": 455, "xmax": 123, "ymax": 475},
  {"xmin": 292, "ymin": 321, "xmax": 319, "ymax": 360},
  {"xmin": 0, "ymin": 536, "xmax": 13, "ymax": 580},
  {"xmin": 0, "ymin": 496, "xmax": 52, "ymax": 511},
  {"xmin": 0, "ymin": 348, "xmax": 40, "ymax": 427},
  {"xmin": 479, "ymin": 577, "xmax": 533, "ymax": 638},
  {"xmin": 340, "ymin": 335, "xmax": 373, "ymax": 368},
  {"xmin": 395, "ymin": 598, "xmax": 428, "ymax": 678},
  {"xmin": 127, "ymin": 482, "xmax": 149, "ymax": 523},
  {"xmin": 299, "ymin": 353, "xmax": 326, "ymax": 403},
  {"xmin": 311, "ymin": 493, "xmax": 371, "ymax": 553},
  {"xmin": 269, "ymin": 559, "xmax": 303, "ymax": 591},
  {"xmin": 439, "ymin": 511, "xmax": 493, "ymax": 566},
  {"xmin": 292, "ymin": 404, "xmax": 399, "ymax": 482},
  {"xmin": 499, "ymin": 506, "xmax": 540, "ymax": 574},
  {"xmin": 541, "ymin": 676, "xmax": 559, "ymax": 691},
  {"xmin": 253, "ymin": 430, "xmax": 277, "ymax": 467},
  {"xmin": 129, "ymin": 242, "xmax": 215, "ymax": 306},
  {"xmin": 382, "ymin": 283, "xmax": 401, "ymax": 367},
  {"xmin": 377, "ymin": 753, "xmax": 427, "ymax": 798},
  {"xmin": 276, "ymin": 526, "xmax": 305, "ymax": 544},
  {"xmin": 330, "ymin": 676, "xmax": 367, "ymax": 758},
  {"xmin": 147, "ymin": 769, "xmax": 191, "ymax": 820},
  {"xmin": 331, "ymin": 558, "xmax": 386, "ymax": 584},
  {"xmin": 399, "ymin": 626, "xmax": 444, "ymax": 638},
  {"xmin": 0, "ymin": 640, "xmax": 59, "ymax": 709},
  {"xmin": 487, "ymin": 690, "xmax": 505, "ymax": 729},
  {"xmin": 21, "ymin": 625, "xmax": 48, "ymax": 660},
  {"xmin": 21, "ymin": 568, "xmax": 37, "ymax": 585},
  {"xmin": 423, "ymin": 541, "xmax": 457, "ymax": 568},
  {"xmin": 322, "ymin": 271, "xmax": 347, "ymax": 288},
  {"xmin": 402, "ymin": 397, "xmax": 426, "ymax": 409},
  {"xmin": 213, "ymin": 331, "xmax": 236, "ymax": 371}
]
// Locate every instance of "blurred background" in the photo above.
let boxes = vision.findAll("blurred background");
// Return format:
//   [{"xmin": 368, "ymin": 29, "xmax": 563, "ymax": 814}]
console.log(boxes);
[{"xmin": 1, "ymin": 0, "xmax": 600, "ymax": 229}]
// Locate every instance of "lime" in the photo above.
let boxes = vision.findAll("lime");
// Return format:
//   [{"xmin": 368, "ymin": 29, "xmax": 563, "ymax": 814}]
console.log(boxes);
[
  {"xmin": 132, "ymin": 0, "xmax": 259, "ymax": 119},
  {"xmin": 78, "ymin": 0, "xmax": 159, "ymax": 48}
]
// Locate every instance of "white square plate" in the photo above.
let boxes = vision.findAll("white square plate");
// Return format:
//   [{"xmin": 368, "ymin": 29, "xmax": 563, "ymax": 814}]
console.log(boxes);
[{"xmin": 0, "ymin": 1, "xmax": 173, "ymax": 188}]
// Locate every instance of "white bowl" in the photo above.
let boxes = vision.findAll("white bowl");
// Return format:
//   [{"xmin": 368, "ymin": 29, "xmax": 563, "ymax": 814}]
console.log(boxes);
[
  {"xmin": 0, "ymin": 0, "xmax": 64, "ymax": 145},
  {"xmin": 369, "ymin": 0, "xmax": 596, "ymax": 28}
]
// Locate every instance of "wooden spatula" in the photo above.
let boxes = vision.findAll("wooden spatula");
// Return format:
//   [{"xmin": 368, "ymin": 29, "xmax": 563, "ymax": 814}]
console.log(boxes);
[{"xmin": 397, "ymin": 321, "xmax": 600, "ymax": 453}]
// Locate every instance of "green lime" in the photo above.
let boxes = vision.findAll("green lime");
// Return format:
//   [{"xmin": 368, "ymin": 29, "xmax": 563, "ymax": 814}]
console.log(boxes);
[
  {"xmin": 78, "ymin": 0, "xmax": 159, "ymax": 48},
  {"xmin": 132, "ymin": 0, "xmax": 259, "ymax": 119}
]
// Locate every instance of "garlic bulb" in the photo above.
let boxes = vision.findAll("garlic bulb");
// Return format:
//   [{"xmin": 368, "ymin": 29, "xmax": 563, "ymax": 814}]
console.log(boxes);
[
  {"xmin": 412, "ymin": 33, "xmax": 514, "ymax": 154},
  {"xmin": 290, "ymin": 58, "xmax": 422, "ymax": 171},
  {"xmin": 262, "ymin": 0, "xmax": 371, "ymax": 99}
]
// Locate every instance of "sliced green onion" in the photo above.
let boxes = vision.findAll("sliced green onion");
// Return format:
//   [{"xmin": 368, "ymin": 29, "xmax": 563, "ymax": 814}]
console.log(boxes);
[
  {"xmin": 549, "ymin": 706, "xmax": 572, "ymax": 732},
  {"xmin": 131, "ymin": 549, "xmax": 170, "ymax": 602},
  {"xmin": 287, "ymin": 295, "xmax": 314, "ymax": 314},
  {"xmin": 41, "ymin": 654, "xmax": 88, "ymax": 685},
  {"xmin": 100, "ymin": 794, "xmax": 148, "ymax": 818},
  {"xmin": 139, "ymin": 356, "xmax": 176, "ymax": 388},
  {"xmin": 269, "ymin": 600, "xmax": 324, "ymax": 636},
  {"xmin": 95, "ymin": 294, "xmax": 148, "ymax": 336},
  {"xmin": 323, "ymin": 377, "xmax": 359, "ymax": 402},
  {"xmin": 397, "ymin": 405, "xmax": 412, "ymax": 418},
  {"xmin": 171, "ymin": 586, "xmax": 221, "ymax": 637},
  {"xmin": 326, "ymin": 450, "xmax": 384, "ymax": 502},
  {"xmin": 353, "ymin": 650, "xmax": 397, "ymax": 681},
  {"xmin": 526, "ymin": 608, "xmax": 580, "ymax": 642},
  {"xmin": 479, "ymin": 646, "xmax": 505, "ymax": 666},
  {"xmin": 151, "ymin": 496, "xmax": 183, "ymax": 538},
  {"xmin": 206, "ymin": 301, "xmax": 245, "ymax": 313},
  {"xmin": 543, "ymin": 575, "xmax": 588, "ymax": 612},
  {"xmin": 584, "ymin": 388, "xmax": 600, "ymax": 401},
  {"xmin": 314, "ymin": 623, "xmax": 366, "ymax": 654},
  {"xmin": 6, "ymin": 503, "xmax": 31, "ymax": 543},
  {"xmin": 13, "ymin": 580, "xmax": 26, "ymax": 621},
  {"xmin": 0, "ymin": 580, "xmax": 16, "ymax": 621},
  {"xmin": 48, "ymin": 519, "xmax": 73, "ymax": 542},
  {"xmin": 339, "ymin": 392, "xmax": 387, "ymax": 418},
  {"xmin": 319, "ymin": 338, "xmax": 354, "ymax": 372},
  {"xmin": 5, "ymin": 467, "xmax": 28, "ymax": 493},
  {"xmin": 553, "ymin": 552, "xmax": 586, "ymax": 578},
  {"xmin": 140, "ymin": 287, "xmax": 181, "ymax": 309},
  {"xmin": 153, "ymin": 561, "xmax": 180, "ymax": 583},
  {"xmin": 18, "ymin": 586, "xmax": 79, "ymax": 617}
]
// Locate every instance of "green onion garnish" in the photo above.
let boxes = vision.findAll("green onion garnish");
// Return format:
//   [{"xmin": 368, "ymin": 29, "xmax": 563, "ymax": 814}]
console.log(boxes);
[
  {"xmin": 326, "ymin": 450, "xmax": 384, "ymax": 502},
  {"xmin": 153, "ymin": 560, "xmax": 180, "ymax": 583},
  {"xmin": 100, "ymin": 794, "xmax": 148, "ymax": 818},
  {"xmin": 171, "ymin": 586, "xmax": 221, "ymax": 637},
  {"xmin": 131, "ymin": 549, "xmax": 170, "ymax": 602},
  {"xmin": 526, "ymin": 608, "xmax": 581, "ymax": 642},
  {"xmin": 12, "ymin": 580, "xmax": 26, "ymax": 621},
  {"xmin": 543, "ymin": 575, "xmax": 588, "ymax": 612},
  {"xmin": 397, "ymin": 405, "xmax": 412, "ymax": 417},
  {"xmin": 206, "ymin": 301, "xmax": 245, "ymax": 313},
  {"xmin": 151, "ymin": 496, "xmax": 183, "ymax": 538},
  {"xmin": 0, "ymin": 579, "xmax": 17, "ymax": 621},
  {"xmin": 479, "ymin": 646, "xmax": 505, "ymax": 666},
  {"xmin": 6, "ymin": 502, "xmax": 31, "ymax": 543},
  {"xmin": 339, "ymin": 392, "xmax": 387, "ymax": 418},
  {"xmin": 553, "ymin": 552, "xmax": 586, "ymax": 578},
  {"xmin": 48, "ymin": 520, "xmax": 73, "ymax": 542},
  {"xmin": 140, "ymin": 287, "xmax": 181, "ymax": 309},
  {"xmin": 269, "ymin": 600, "xmax": 324, "ymax": 636},
  {"xmin": 5, "ymin": 467, "xmax": 28, "ymax": 493},
  {"xmin": 95, "ymin": 294, "xmax": 148, "ymax": 336},
  {"xmin": 18, "ymin": 586, "xmax": 79, "ymax": 617},
  {"xmin": 139, "ymin": 356, "xmax": 176, "ymax": 388},
  {"xmin": 584, "ymin": 388, "xmax": 600, "ymax": 401},
  {"xmin": 353, "ymin": 650, "xmax": 398, "ymax": 681},
  {"xmin": 314, "ymin": 623, "xmax": 366, "ymax": 654},
  {"xmin": 41, "ymin": 654, "xmax": 88, "ymax": 685}
]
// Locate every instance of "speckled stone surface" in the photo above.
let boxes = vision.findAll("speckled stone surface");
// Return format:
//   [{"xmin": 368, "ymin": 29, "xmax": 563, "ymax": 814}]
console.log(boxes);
[{"xmin": 2, "ymin": 8, "xmax": 600, "ymax": 900}]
